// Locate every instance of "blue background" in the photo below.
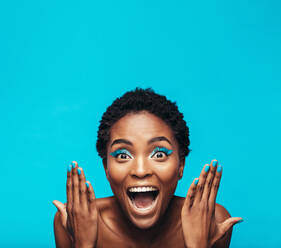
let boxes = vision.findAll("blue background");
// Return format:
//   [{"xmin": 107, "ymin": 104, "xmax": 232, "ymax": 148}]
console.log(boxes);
[{"xmin": 1, "ymin": 1, "xmax": 280, "ymax": 247}]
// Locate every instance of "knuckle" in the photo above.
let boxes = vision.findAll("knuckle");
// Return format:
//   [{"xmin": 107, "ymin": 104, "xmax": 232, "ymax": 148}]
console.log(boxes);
[
  {"xmin": 215, "ymin": 174, "xmax": 221, "ymax": 180},
  {"xmin": 206, "ymin": 179, "xmax": 212, "ymax": 188},
  {"xmin": 89, "ymin": 213, "xmax": 98, "ymax": 222},
  {"xmin": 72, "ymin": 206, "xmax": 80, "ymax": 215},
  {"xmin": 198, "ymin": 184, "xmax": 204, "ymax": 192},
  {"xmin": 89, "ymin": 196, "xmax": 95, "ymax": 203},
  {"xmin": 66, "ymin": 205, "xmax": 72, "ymax": 214},
  {"xmin": 79, "ymin": 188, "xmax": 86, "ymax": 194},
  {"xmin": 208, "ymin": 202, "xmax": 214, "ymax": 211},
  {"xmin": 67, "ymin": 182, "xmax": 72, "ymax": 189},
  {"xmin": 202, "ymin": 173, "xmax": 208, "ymax": 179},
  {"xmin": 73, "ymin": 181, "xmax": 79, "ymax": 188},
  {"xmin": 213, "ymin": 182, "xmax": 219, "ymax": 189},
  {"xmin": 199, "ymin": 202, "xmax": 207, "ymax": 211}
]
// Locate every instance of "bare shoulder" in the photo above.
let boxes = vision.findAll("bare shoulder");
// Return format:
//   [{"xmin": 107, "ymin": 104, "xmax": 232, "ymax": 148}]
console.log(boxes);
[
  {"xmin": 95, "ymin": 196, "xmax": 115, "ymax": 211},
  {"xmin": 95, "ymin": 196, "xmax": 124, "ymax": 231},
  {"xmin": 215, "ymin": 203, "xmax": 231, "ymax": 222},
  {"xmin": 53, "ymin": 210, "xmax": 72, "ymax": 248},
  {"xmin": 213, "ymin": 203, "xmax": 233, "ymax": 248}
]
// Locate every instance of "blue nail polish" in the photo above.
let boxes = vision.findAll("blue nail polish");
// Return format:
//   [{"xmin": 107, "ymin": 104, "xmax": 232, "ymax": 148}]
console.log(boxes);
[
  {"xmin": 212, "ymin": 160, "xmax": 218, "ymax": 167},
  {"xmin": 237, "ymin": 219, "xmax": 243, "ymax": 224},
  {"xmin": 72, "ymin": 162, "xmax": 76, "ymax": 168},
  {"xmin": 194, "ymin": 179, "xmax": 199, "ymax": 185},
  {"xmin": 77, "ymin": 168, "xmax": 81, "ymax": 175},
  {"xmin": 67, "ymin": 165, "xmax": 72, "ymax": 172},
  {"xmin": 217, "ymin": 165, "xmax": 222, "ymax": 173},
  {"xmin": 205, "ymin": 165, "xmax": 210, "ymax": 172},
  {"xmin": 86, "ymin": 182, "xmax": 89, "ymax": 188}
]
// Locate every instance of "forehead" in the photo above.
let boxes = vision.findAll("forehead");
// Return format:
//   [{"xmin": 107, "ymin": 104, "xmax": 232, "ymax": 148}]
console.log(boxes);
[{"xmin": 109, "ymin": 111, "xmax": 176, "ymax": 143}]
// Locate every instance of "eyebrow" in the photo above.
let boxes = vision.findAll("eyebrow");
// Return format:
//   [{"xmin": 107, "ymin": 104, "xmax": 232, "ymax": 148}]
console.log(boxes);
[
  {"xmin": 110, "ymin": 136, "xmax": 172, "ymax": 147},
  {"xmin": 147, "ymin": 136, "xmax": 172, "ymax": 145},
  {"xmin": 110, "ymin": 139, "xmax": 133, "ymax": 147}
]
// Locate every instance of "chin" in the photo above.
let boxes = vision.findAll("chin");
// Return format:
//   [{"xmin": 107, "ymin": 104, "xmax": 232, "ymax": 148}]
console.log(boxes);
[{"xmin": 129, "ymin": 214, "xmax": 160, "ymax": 229}]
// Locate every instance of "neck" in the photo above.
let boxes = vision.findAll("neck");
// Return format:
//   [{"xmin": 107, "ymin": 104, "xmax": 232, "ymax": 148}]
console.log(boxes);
[{"xmin": 113, "ymin": 195, "xmax": 181, "ymax": 243}]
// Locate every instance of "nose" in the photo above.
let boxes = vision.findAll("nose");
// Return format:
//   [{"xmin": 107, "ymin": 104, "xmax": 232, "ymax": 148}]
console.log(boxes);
[{"xmin": 130, "ymin": 157, "xmax": 152, "ymax": 179}]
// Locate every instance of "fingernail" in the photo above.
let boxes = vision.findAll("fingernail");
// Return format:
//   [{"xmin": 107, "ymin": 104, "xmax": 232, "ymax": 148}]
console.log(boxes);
[
  {"xmin": 85, "ymin": 182, "xmax": 89, "ymax": 188},
  {"xmin": 77, "ymin": 168, "xmax": 81, "ymax": 175},
  {"xmin": 67, "ymin": 164, "xmax": 72, "ymax": 172},
  {"xmin": 212, "ymin": 160, "xmax": 218, "ymax": 167},
  {"xmin": 237, "ymin": 219, "xmax": 243, "ymax": 224},
  {"xmin": 217, "ymin": 165, "xmax": 222, "ymax": 173},
  {"xmin": 194, "ymin": 179, "xmax": 199, "ymax": 185},
  {"xmin": 72, "ymin": 161, "xmax": 76, "ymax": 168},
  {"xmin": 205, "ymin": 165, "xmax": 210, "ymax": 172}
]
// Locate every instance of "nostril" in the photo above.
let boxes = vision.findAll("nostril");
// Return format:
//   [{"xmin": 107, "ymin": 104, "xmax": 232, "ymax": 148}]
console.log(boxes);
[
  {"xmin": 131, "ymin": 173, "xmax": 152, "ymax": 179},
  {"xmin": 130, "ymin": 165, "xmax": 153, "ymax": 178}
]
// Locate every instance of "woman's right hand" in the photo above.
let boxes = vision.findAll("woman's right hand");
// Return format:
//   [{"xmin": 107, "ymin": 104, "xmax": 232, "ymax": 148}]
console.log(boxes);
[{"xmin": 53, "ymin": 161, "xmax": 98, "ymax": 248}]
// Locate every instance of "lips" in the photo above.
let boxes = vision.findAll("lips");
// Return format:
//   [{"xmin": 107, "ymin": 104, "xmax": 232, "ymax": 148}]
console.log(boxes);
[{"xmin": 127, "ymin": 186, "xmax": 159, "ymax": 211}]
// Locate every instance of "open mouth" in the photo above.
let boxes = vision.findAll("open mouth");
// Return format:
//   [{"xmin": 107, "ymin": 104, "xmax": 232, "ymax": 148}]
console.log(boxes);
[{"xmin": 127, "ymin": 186, "xmax": 159, "ymax": 210}]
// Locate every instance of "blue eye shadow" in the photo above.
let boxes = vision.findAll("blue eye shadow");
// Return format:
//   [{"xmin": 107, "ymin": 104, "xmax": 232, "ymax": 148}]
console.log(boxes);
[
  {"xmin": 110, "ymin": 149, "xmax": 132, "ymax": 158},
  {"xmin": 150, "ymin": 146, "xmax": 173, "ymax": 157}
]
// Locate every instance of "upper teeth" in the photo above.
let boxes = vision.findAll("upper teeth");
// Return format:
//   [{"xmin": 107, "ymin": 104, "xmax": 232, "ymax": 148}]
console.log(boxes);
[{"xmin": 128, "ymin": 186, "xmax": 158, "ymax": 192}]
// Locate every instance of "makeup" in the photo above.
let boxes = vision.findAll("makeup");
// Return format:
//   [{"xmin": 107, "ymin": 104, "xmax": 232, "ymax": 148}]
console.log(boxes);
[
  {"xmin": 106, "ymin": 112, "xmax": 181, "ymax": 229},
  {"xmin": 110, "ymin": 148, "xmax": 133, "ymax": 158},
  {"xmin": 149, "ymin": 146, "xmax": 173, "ymax": 158}
]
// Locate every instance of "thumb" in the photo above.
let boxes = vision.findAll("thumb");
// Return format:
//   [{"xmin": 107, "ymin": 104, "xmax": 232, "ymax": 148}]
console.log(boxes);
[
  {"xmin": 219, "ymin": 217, "xmax": 243, "ymax": 234},
  {"xmin": 52, "ymin": 200, "xmax": 67, "ymax": 227}
]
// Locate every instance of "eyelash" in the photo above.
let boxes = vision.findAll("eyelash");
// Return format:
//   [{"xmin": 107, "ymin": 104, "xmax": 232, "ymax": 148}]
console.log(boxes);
[
  {"xmin": 110, "ymin": 147, "xmax": 173, "ymax": 160},
  {"xmin": 110, "ymin": 149, "xmax": 132, "ymax": 159},
  {"xmin": 150, "ymin": 147, "xmax": 173, "ymax": 158}
]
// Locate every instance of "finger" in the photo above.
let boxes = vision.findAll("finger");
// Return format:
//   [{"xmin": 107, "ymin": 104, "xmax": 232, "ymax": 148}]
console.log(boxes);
[
  {"xmin": 77, "ymin": 167, "xmax": 88, "ymax": 211},
  {"xmin": 218, "ymin": 217, "xmax": 243, "ymax": 238},
  {"xmin": 53, "ymin": 200, "xmax": 67, "ymax": 215},
  {"xmin": 86, "ymin": 181, "xmax": 96, "ymax": 213},
  {"xmin": 209, "ymin": 165, "xmax": 222, "ymax": 207},
  {"xmin": 66, "ymin": 163, "xmax": 73, "ymax": 214},
  {"xmin": 185, "ymin": 178, "xmax": 199, "ymax": 208},
  {"xmin": 71, "ymin": 161, "xmax": 80, "ymax": 209},
  {"xmin": 201, "ymin": 160, "xmax": 218, "ymax": 203},
  {"xmin": 193, "ymin": 164, "xmax": 210, "ymax": 205},
  {"xmin": 53, "ymin": 200, "xmax": 67, "ymax": 227}
]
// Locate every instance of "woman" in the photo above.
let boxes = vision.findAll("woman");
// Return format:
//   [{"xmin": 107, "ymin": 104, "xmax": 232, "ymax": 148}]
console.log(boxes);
[{"xmin": 53, "ymin": 88, "xmax": 242, "ymax": 248}]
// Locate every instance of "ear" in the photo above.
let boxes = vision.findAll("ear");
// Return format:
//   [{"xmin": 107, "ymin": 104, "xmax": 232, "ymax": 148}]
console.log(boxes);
[
  {"xmin": 102, "ymin": 158, "xmax": 109, "ymax": 178},
  {"xmin": 178, "ymin": 157, "xmax": 185, "ymax": 180}
]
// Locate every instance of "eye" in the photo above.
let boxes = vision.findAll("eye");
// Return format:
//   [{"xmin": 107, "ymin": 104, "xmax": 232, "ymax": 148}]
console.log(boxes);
[
  {"xmin": 154, "ymin": 151, "xmax": 166, "ymax": 159},
  {"xmin": 150, "ymin": 147, "xmax": 173, "ymax": 160},
  {"xmin": 117, "ymin": 153, "xmax": 130, "ymax": 159},
  {"xmin": 110, "ymin": 149, "xmax": 133, "ymax": 160}
]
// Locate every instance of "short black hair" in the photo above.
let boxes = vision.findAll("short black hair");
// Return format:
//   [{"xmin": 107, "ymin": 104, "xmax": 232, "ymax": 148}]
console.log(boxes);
[{"xmin": 96, "ymin": 88, "xmax": 190, "ymax": 161}]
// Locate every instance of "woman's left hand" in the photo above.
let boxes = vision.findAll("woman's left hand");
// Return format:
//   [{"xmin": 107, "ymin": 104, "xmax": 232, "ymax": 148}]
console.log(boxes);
[{"xmin": 181, "ymin": 160, "xmax": 242, "ymax": 248}]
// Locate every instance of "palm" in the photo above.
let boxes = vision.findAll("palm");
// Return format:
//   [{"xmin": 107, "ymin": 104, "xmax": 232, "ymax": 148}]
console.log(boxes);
[
  {"xmin": 53, "ymin": 161, "xmax": 98, "ymax": 247},
  {"xmin": 181, "ymin": 160, "xmax": 242, "ymax": 248}
]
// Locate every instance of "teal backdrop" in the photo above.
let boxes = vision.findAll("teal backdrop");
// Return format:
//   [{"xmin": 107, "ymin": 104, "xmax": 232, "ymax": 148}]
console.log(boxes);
[{"xmin": 1, "ymin": 1, "xmax": 280, "ymax": 247}]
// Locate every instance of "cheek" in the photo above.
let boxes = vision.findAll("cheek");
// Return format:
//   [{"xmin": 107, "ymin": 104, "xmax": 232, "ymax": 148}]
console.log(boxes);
[
  {"xmin": 156, "ymin": 162, "xmax": 180, "ymax": 184},
  {"xmin": 107, "ymin": 160, "xmax": 129, "ymax": 185}
]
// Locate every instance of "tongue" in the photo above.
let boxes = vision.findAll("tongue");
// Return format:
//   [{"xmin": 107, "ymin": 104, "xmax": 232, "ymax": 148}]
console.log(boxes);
[{"xmin": 133, "ymin": 192, "xmax": 154, "ymax": 208}]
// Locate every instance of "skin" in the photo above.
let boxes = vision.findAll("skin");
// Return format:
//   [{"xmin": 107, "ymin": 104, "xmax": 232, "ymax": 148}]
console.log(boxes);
[{"xmin": 53, "ymin": 111, "xmax": 242, "ymax": 248}]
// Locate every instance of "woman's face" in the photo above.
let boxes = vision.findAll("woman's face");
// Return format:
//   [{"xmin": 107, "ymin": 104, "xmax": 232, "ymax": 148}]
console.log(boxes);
[{"xmin": 104, "ymin": 111, "xmax": 184, "ymax": 229}]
